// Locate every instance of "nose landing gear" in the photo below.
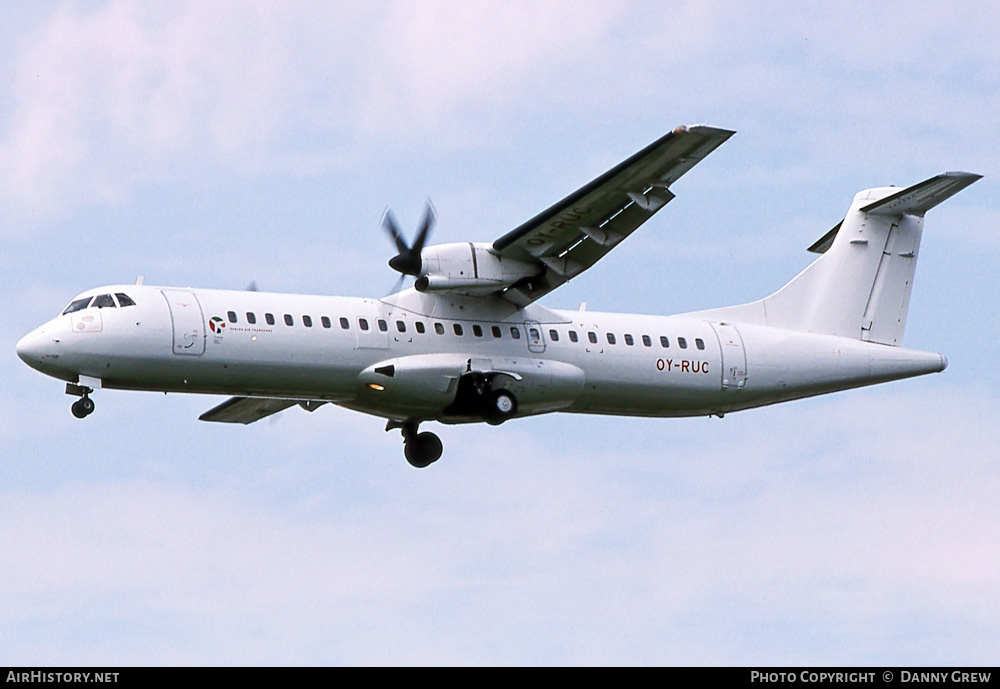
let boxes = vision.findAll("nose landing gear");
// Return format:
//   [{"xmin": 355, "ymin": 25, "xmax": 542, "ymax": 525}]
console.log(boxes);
[
  {"xmin": 388, "ymin": 420, "xmax": 443, "ymax": 468},
  {"xmin": 66, "ymin": 382, "xmax": 95, "ymax": 419}
]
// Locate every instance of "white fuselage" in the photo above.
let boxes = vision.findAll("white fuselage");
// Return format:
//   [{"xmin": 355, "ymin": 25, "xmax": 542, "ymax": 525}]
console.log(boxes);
[{"xmin": 16, "ymin": 284, "xmax": 947, "ymax": 424}]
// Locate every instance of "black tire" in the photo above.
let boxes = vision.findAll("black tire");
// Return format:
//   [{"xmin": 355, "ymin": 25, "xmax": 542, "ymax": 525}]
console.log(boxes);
[
  {"xmin": 71, "ymin": 399, "xmax": 90, "ymax": 418},
  {"xmin": 404, "ymin": 432, "xmax": 443, "ymax": 468},
  {"xmin": 485, "ymin": 389, "xmax": 517, "ymax": 425}
]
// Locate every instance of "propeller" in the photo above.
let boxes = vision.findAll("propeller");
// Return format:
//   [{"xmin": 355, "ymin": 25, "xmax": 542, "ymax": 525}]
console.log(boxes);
[{"xmin": 383, "ymin": 202, "xmax": 435, "ymax": 279}]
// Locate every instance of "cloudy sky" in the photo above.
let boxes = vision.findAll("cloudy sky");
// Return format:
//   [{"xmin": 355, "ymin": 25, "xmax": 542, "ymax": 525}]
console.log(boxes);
[{"xmin": 2, "ymin": 1, "xmax": 998, "ymax": 665}]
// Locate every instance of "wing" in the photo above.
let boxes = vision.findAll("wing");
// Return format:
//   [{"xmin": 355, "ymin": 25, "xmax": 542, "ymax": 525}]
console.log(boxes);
[
  {"xmin": 199, "ymin": 396, "xmax": 327, "ymax": 424},
  {"xmin": 492, "ymin": 124, "xmax": 734, "ymax": 306}
]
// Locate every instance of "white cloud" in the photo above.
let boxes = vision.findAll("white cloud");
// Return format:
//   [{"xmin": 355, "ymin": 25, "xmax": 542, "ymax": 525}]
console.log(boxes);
[
  {"xmin": 1, "ymin": 383, "xmax": 998, "ymax": 664},
  {"xmin": 0, "ymin": 2, "xmax": 305, "ymax": 214},
  {"xmin": 3, "ymin": 0, "xmax": 996, "ymax": 224}
]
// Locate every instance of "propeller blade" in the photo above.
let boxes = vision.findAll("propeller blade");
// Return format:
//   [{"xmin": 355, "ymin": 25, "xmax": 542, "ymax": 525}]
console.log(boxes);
[
  {"xmin": 385, "ymin": 273, "xmax": 406, "ymax": 297},
  {"xmin": 381, "ymin": 208, "xmax": 409, "ymax": 256},
  {"xmin": 411, "ymin": 202, "xmax": 436, "ymax": 256}
]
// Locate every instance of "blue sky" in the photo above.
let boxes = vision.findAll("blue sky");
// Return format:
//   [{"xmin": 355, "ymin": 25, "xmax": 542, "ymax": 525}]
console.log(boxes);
[{"xmin": 2, "ymin": 1, "xmax": 998, "ymax": 665}]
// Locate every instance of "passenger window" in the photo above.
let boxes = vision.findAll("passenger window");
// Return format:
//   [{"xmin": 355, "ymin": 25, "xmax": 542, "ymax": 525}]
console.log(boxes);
[
  {"xmin": 93, "ymin": 294, "xmax": 116, "ymax": 309},
  {"xmin": 607, "ymin": 333, "xmax": 616, "ymax": 345},
  {"xmin": 397, "ymin": 320, "xmax": 406, "ymax": 333},
  {"xmin": 624, "ymin": 334, "xmax": 634, "ymax": 346},
  {"xmin": 678, "ymin": 337, "xmax": 688, "ymax": 349},
  {"xmin": 247, "ymin": 312, "xmax": 257, "ymax": 325},
  {"xmin": 284, "ymin": 314, "xmax": 294, "ymax": 326},
  {"xmin": 321, "ymin": 316, "xmax": 331, "ymax": 329},
  {"xmin": 569, "ymin": 330, "xmax": 578, "ymax": 343},
  {"xmin": 510, "ymin": 327, "xmax": 521, "ymax": 340},
  {"xmin": 62, "ymin": 297, "xmax": 93, "ymax": 315},
  {"xmin": 472, "ymin": 324, "xmax": 483, "ymax": 337},
  {"xmin": 115, "ymin": 293, "xmax": 136, "ymax": 307},
  {"xmin": 695, "ymin": 338, "xmax": 705, "ymax": 350},
  {"xmin": 659, "ymin": 336, "xmax": 669, "ymax": 348},
  {"xmin": 340, "ymin": 317, "xmax": 350, "ymax": 330},
  {"xmin": 434, "ymin": 322, "xmax": 445, "ymax": 335},
  {"xmin": 588, "ymin": 331, "xmax": 598, "ymax": 344},
  {"xmin": 642, "ymin": 335, "xmax": 652, "ymax": 347},
  {"xmin": 549, "ymin": 329, "xmax": 559, "ymax": 342},
  {"xmin": 453, "ymin": 324, "xmax": 464, "ymax": 336},
  {"xmin": 359, "ymin": 318, "xmax": 369, "ymax": 331},
  {"xmin": 491, "ymin": 325, "xmax": 502, "ymax": 338},
  {"xmin": 378, "ymin": 319, "xmax": 388, "ymax": 332},
  {"xmin": 416, "ymin": 322, "xmax": 426, "ymax": 334},
  {"xmin": 303, "ymin": 315, "xmax": 313, "ymax": 328},
  {"xmin": 265, "ymin": 313, "xmax": 275, "ymax": 326},
  {"xmin": 227, "ymin": 311, "xmax": 237, "ymax": 323}
]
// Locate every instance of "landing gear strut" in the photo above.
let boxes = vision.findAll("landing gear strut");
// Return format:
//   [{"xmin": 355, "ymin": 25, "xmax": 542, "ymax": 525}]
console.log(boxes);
[
  {"xmin": 67, "ymin": 383, "xmax": 95, "ymax": 419},
  {"xmin": 388, "ymin": 420, "xmax": 443, "ymax": 468}
]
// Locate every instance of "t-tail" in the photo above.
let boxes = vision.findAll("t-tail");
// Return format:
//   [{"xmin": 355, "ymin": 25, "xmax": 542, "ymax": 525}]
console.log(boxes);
[{"xmin": 690, "ymin": 172, "xmax": 981, "ymax": 345}]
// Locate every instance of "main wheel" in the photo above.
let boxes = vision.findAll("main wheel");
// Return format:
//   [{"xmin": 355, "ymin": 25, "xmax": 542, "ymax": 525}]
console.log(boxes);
[
  {"xmin": 485, "ymin": 389, "xmax": 517, "ymax": 425},
  {"xmin": 71, "ymin": 397, "xmax": 94, "ymax": 418},
  {"xmin": 404, "ymin": 431, "xmax": 443, "ymax": 468}
]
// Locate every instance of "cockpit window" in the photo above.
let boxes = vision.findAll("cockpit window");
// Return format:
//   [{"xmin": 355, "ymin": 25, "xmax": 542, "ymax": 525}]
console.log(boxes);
[
  {"xmin": 92, "ymin": 294, "xmax": 117, "ymax": 309},
  {"xmin": 115, "ymin": 293, "xmax": 136, "ymax": 307},
  {"xmin": 62, "ymin": 297, "xmax": 93, "ymax": 315}
]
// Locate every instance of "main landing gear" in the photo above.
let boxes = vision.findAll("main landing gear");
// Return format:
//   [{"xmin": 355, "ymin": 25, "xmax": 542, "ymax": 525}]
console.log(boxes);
[
  {"xmin": 387, "ymin": 420, "xmax": 443, "ymax": 469},
  {"xmin": 386, "ymin": 375, "xmax": 519, "ymax": 468},
  {"xmin": 445, "ymin": 372, "xmax": 519, "ymax": 426},
  {"xmin": 67, "ymin": 382, "xmax": 95, "ymax": 419}
]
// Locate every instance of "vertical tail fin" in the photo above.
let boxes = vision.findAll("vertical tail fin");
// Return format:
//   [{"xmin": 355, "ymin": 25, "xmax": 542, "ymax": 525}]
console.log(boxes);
[{"xmin": 689, "ymin": 172, "xmax": 980, "ymax": 345}]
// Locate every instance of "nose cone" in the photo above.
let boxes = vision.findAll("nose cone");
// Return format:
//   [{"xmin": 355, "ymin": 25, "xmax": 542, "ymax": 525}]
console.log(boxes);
[{"xmin": 16, "ymin": 327, "xmax": 55, "ymax": 371}]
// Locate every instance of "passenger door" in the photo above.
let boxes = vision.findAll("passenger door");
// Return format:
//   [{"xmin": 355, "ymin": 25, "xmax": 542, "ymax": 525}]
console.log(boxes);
[{"xmin": 162, "ymin": 289, "xmax": 206, "ymax": 355}]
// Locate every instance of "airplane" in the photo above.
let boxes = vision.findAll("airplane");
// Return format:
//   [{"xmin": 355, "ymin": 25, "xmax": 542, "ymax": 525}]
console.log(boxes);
[{"xmin": 16, "ymin": 125, "xmax": 981, "ymax": 468}]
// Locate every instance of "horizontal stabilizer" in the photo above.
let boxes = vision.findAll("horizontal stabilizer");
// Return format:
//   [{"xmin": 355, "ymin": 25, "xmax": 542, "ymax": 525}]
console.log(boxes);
[{"xmin": 861, "ymin": 172, "xmax": 981, "ymax": 217}]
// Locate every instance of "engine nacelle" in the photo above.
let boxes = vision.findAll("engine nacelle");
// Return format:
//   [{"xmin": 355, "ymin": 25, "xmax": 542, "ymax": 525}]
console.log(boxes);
[{"xmin": 414, "ymin": 243, "xmax": 541, "ymax": 296}]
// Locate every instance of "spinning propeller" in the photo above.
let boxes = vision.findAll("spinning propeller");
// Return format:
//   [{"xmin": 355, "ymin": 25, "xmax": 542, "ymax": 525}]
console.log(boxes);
[{"xmin": 382, "ymin": 202, "xmax": 435, "ymax": 294}]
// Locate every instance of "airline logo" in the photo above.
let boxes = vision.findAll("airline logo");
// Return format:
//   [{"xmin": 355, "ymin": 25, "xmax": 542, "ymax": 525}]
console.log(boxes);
[{"xmin": 209, "ymin": 316, "xmax": 226, "ymax": 334}]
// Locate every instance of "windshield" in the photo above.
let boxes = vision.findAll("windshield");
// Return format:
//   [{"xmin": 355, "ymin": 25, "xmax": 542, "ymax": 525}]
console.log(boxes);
[{"xmin": 61, "ymin": 297, "xmax": 93, "ymax": 315}]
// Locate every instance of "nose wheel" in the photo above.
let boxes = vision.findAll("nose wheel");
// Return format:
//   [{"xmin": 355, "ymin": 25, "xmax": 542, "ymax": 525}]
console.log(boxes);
[
  {"xmin": 388, "ymin": 420, "xmax": 443, "ymax": 468},
  {"xmin": 71, "ymin": 395, "xmax": 95, "ymax": 419}
]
